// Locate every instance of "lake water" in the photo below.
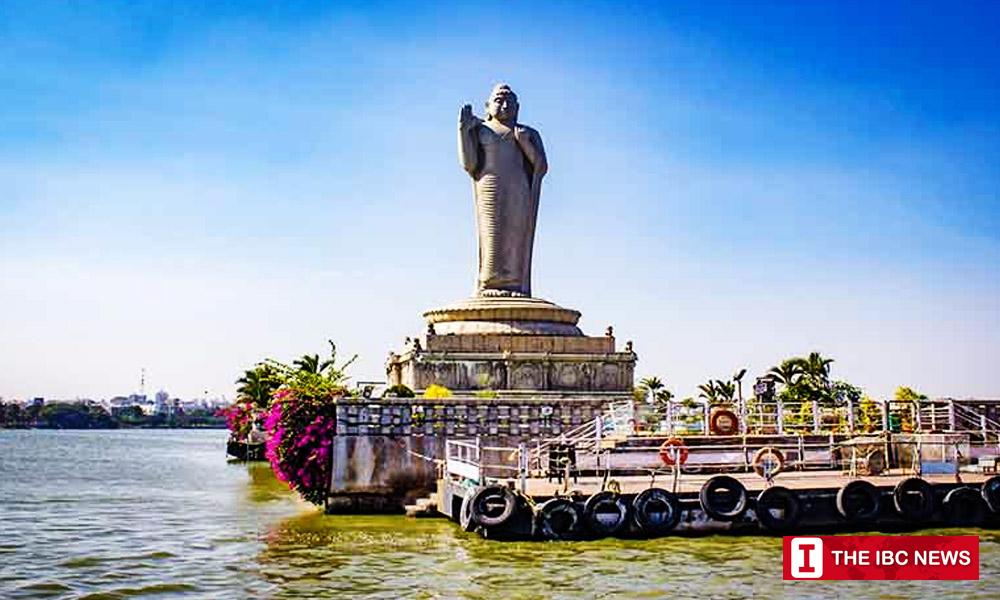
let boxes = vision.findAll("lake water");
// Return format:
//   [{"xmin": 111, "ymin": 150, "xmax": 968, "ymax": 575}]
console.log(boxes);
[{"xmin": 0, "ymin": 429, "xmax": 997, "ymax": 599}]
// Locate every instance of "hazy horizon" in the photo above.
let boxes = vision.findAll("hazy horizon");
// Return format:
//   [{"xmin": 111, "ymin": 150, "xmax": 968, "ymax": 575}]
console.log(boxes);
[{"xmin": 2, "ymin": 2, "xmax": 998, "ymax": 401}]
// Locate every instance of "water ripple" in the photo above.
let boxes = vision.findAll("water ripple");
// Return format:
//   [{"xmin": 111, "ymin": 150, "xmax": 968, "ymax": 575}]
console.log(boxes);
[{"xmin": 2, "ymin": 430, "xmax": 999, "ymax": 599}]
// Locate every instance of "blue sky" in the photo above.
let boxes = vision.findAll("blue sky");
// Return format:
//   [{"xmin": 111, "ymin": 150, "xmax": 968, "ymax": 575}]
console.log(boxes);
[{"xmin": 1, "ymin": 1, "xmax": 998, "ymax": 400}]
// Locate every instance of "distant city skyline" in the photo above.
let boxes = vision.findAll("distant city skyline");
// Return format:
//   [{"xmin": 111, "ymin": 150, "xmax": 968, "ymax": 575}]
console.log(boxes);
[{"xmin": 1, "ymin": 2, "xmax": 998, "ymax": 400}]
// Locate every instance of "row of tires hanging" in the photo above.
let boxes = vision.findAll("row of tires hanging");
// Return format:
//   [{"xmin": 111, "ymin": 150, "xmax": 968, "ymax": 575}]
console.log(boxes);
[{"xmin": 458, "ymin": 475, "xmax": 1000, "ymax": 540}]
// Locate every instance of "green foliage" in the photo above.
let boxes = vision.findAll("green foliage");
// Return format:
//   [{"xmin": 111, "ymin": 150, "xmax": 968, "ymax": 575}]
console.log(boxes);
[
  {"xmin": 474, "ymin": 389, "xmax": 499, "ymax": 399},
  {"xmin": 697, "ymin": 381, "xmax": 719, "ymax": 403},
  {"xmin": 768, "ymin": 359, "xmax": 804, "ymax": 387},
  {"xmin": 714, "ymin": 379, "xmax": 736, "ymax": 403},
  {"xmin": 631, "ymin": 387, "xmax": 647, "ymax": 404},
  {"xmin": 857, "ymin": 394, "xmax": 882, "ymax": 433},
  {"xmin": 893, "ymin": 386, "xmax": 927, "ymax": 402},
  {"xmin": 38, "ymin": 402, "xmax": 116, "ymax": 429},
  {"xmin": 236, "ymin": 364, "xmax": 282, "ymax": 408},
  {"xmin": 384, "ymin": 384, "xmax": 415, "ymax": 398}
]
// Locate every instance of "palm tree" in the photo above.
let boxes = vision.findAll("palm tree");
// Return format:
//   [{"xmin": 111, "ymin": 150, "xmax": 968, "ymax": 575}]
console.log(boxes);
[
  {"xmin": 654, "ymin": 388, "xmax": 674, "ymax": 405},
  {"xmin": 697, "ymin": 380, "xmax": 719, "ymax": 403},
  {"xmin": 714, "ymin": 379, "xmax": 736, "ymax": 403},
  {"xmin": 293, "ymin": 354, "xmax": 327, "ymax": 374},
  {"xmin": 235, "ymin": 364, "xmax": 279, "ymax": 408},
  {"xmin": 768, "ymin": 359, "xmax": 804, "ymax": 387},
  {"xmin": 638, "ymin": 376, "xmax": 664, "ymax": 403},
  {"xmin": 801, "ymin": 351, "xmax": 834, "ymax": 384}
]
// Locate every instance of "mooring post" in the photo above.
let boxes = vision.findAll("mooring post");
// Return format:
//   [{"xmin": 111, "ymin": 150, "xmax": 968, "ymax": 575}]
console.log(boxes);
[
  {"xmin": 798, "ymin": 434, "xmax": 806, "ymax": 470},
  {"xmin": 880, "ymin": 401, "xmax": 889, "ymax": 433},
  {"xmin": 475, "ymin": 436, "xmax": 483, "ymax": 484},
  {"xmin": 776, "ymin": 399, "xmax": 784, "ymax": 435},
  {"xmin": 666, "ymin": 400, "xmax": 674, "ymax": 435},
  {"xmin": 812, "ymin": 400, "xmax": 821, "ymax": 433},
  {"xmin": 947, "ymin": 399, "xmax": 956, "ymax": 431},
  {"xmin": 518, "ymin": 442, "xmax": 527, "ymax": 493},
  {"xmin": 846, "ymin": 398, "xmax": 855, "ymax": 435},
  {"xmin": 982, "ymin": 414, "xmax": 989, "ymax": 440}
]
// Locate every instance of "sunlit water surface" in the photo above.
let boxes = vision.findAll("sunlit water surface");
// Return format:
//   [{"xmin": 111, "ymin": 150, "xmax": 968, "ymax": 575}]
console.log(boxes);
[{"xmin": 1, "ymin": 430, "xmax": 997, "ymax": 599}]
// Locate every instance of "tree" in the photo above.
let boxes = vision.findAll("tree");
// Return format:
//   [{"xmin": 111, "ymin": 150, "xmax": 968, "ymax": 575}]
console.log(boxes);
[
  {"xmin": 638, "ymin": 377, "xmax": 664, "ymax": 403},
  {"xmin": 697, "ymin": 381, "xmax": 719, "ymax": 403},
  {"xmin": 236, "ymin": 364, "xmax": 281, "ymax": 408},
  {"xmin": 291, "ymin": 341, "xmax": 357, "ymax": 378},
  {"xmin": 714, "ymin": 379, "xmax": 736, "ymax": 403},
  {"xmin": 894, "ymin": 386, "xmax": 927, "ymax": 403},
  {"xmin": 768, "ymin": 359, "xmax": 804, "ymax": 387},
  {"xmin": 800, "ymin": 351, "xmax": 834, "ymax": 384}
]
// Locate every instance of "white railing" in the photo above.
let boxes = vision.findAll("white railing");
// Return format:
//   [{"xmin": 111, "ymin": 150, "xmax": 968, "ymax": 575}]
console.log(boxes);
[
  {"xmin": 445, "ymin": 439, "xmax": 482, "ymax": 482},
  {"xmin": 445, "ymin": 438, "xmax": 529, "ymax": 491}
]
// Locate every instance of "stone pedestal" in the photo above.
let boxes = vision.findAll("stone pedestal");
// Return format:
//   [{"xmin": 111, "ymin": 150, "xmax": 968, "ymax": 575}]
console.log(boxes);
[{"xmin": 386, "ymin": 296, "xmax": 636, "ymax": 393}]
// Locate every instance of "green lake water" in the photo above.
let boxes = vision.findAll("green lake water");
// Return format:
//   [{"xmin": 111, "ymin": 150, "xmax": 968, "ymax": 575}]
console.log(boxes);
[{"xmin": 0, "ymin": 429, "xmax": 997, "ymax": 599}]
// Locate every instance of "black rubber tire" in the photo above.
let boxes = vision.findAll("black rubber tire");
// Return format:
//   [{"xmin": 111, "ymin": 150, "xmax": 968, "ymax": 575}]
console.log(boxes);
[
  {"xmin": 836, "ymin": 480, "xmax": 881, "ymax": 521},
  {"xmin": 469, "ymin": 485, "xmax": 517, "ymax": 528},
  {"xmin": 699, "ymin": 475, "xmax": 749, "ymax": 521},
  {"xmin": 755, "ymin": 486, "xmax": 802, "ymax": 532},
  {"xmin": 632, "ymin": 488, "xmax": 682, "ymax": 535},
  {"xmin": 943, "ymin": 487, "xmax": 986, "ymax": 527},
  {"xmin": 459, "ymin": 486, "xmax": 480, "ymax": 532},
  {"xmin": 981, "ymin": 475, "xmax": 1000, "ymax": 513},
  {"xmin": 536, "ymin": 497, "xmax": 584, "ymax": 540},
  {"xmin": 583, "ymin": 491, "xmax": 629, "ymax": 536},
  {"xmin": 893, "ymin": 477, "xmax": 935, "ymax": 521}
]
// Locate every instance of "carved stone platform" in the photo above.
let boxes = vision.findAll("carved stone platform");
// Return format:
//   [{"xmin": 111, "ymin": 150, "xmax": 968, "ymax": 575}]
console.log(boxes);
[
  {"xmin": 387, "ymin": 295, "xmax": 636, "ymax": 394},
  {"xmin": 422, "ymin": 296, "xmax": 582, "ymax": 336}
]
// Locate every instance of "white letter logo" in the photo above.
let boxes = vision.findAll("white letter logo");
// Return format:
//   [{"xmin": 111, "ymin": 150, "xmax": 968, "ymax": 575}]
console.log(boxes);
[{"xmin": 791, "ymin": 537, "xmax": 824, "ymax": 579}]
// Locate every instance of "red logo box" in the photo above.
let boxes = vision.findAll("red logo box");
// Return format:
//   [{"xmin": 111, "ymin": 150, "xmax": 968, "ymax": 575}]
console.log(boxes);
[{"xmin": 783, "ymin": 536, "xmax": 979, "ymax": 580}]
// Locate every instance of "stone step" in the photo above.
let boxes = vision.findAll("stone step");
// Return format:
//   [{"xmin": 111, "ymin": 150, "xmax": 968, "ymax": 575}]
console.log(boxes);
[{"xmin": 405, "ymin": 495, "xmax": 440, "ymax": 518}]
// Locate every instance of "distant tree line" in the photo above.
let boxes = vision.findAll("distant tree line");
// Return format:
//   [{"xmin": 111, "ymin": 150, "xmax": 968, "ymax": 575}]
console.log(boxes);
[{"xmin": 0, "ymin": 401, "xmax": 226, "ymax": 429}]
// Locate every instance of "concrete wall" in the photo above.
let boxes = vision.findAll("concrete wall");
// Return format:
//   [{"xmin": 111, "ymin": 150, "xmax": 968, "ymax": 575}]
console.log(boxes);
[{"xmin": 326, "ymin": 397, "xmax": 607, "ymax": 513}]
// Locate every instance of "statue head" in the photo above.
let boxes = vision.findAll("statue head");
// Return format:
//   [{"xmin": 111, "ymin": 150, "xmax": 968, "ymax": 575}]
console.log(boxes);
[{"xmin": 485, "ymin": 83, "xmax": 519, "ymax": 124}]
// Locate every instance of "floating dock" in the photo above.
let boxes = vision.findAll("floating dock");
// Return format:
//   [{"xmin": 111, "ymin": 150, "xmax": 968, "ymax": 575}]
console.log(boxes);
[
  {"xmin": 438, "ymin": 469, "xmax": 1000, "ymax": 540},
  {"xmin": 429, "ymin": 429, "xmax": 1000, "ymax": 540}
]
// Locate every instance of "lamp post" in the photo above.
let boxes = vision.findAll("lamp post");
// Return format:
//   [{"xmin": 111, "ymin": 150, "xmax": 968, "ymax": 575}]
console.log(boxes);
[{"xmin": 734, "ymin": 368, "xmax": 747, "ymax": 434}]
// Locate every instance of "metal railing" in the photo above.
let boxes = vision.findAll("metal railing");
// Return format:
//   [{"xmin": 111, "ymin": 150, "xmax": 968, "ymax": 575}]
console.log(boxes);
[
  {"xmin": 445, "ymin": 438, "xmax": 529, "ymax": 491},
  {"xmin": 447, "ymin": 434, "xmax": 983, "ymax": 486}
]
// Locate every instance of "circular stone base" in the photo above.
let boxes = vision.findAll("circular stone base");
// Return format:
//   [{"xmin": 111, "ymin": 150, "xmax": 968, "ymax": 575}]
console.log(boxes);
[{"xmin": 423, "ymin": 296, "xmax": 583, "ymax": 336}]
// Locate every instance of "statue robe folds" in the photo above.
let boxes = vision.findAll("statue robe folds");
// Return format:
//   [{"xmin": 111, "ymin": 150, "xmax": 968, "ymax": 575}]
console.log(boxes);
[{"xmin": 460, "ymin": 122, "xmax": 546, "ymax": 297}]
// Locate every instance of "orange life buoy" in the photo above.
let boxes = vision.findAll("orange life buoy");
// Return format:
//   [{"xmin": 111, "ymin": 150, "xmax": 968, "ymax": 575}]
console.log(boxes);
[
  {"xmin": 659, "ymin": 438, "xmax": 689, "ymax": 466},
  {"xmin": 709, "ymin": 408, "xmax": 739, "ymax": 436},
  {"xmin": 752, "ymin": 446, "xmax": 785, "ymax": 477}
]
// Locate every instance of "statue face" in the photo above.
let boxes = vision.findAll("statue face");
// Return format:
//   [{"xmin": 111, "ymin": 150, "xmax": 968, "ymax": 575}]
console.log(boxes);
[{"xmin": 486, "ymin": 90, "xmax": 518, "ymax": 123}]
